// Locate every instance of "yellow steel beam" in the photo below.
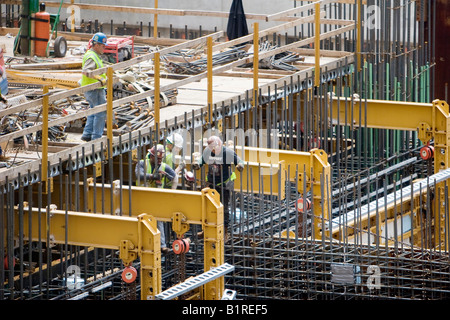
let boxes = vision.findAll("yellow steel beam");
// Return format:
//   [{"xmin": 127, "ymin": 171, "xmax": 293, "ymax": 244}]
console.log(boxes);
[
  {"xmin": 84, "ymin": 185, "xmax": 225, "ymax": 299},
  {"xmin": 327, "ymin": 98, "xmax": 450, "ymax": 173},
  {"xmin": 235, "ymin": 146, "xmax": 331, "ymax": 237},
  {"xmin": 234, "ymin": 161, "xmax": 286, "ymax": 199},
  {"xmin": 16, "ymin": 186, "xmax": 224, "ymax": 299},
  {"xmin": 190, "ymin": 160, "xmax": 287, "ymax": 200},
  {"xmin": 327, "ymin": 97, "xmax": 450, "ymax": 250},
  {"xmin": 15, "ymin": 206, "xmax": 161, "ymax": 299}
]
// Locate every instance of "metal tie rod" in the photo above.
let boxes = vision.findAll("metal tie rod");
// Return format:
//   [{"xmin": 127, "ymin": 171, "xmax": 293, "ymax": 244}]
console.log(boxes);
[
  {"xmin": 327, "ymin": 167, "xmax": 450, "ymax": 232},
  {"xmin": 155, "ymin": 263, "xmax": 235, "ymax": 300}
]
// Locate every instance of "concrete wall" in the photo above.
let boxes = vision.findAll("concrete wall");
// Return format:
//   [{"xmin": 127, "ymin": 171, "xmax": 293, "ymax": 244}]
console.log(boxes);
[{"xmin": 48, "ymin": 0, "xmax": 296, "ymax": 35}]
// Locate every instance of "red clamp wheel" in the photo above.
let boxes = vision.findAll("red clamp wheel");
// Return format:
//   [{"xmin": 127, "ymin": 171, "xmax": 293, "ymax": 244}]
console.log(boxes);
[
  {"xmin": 172, "ymin": 238, "xmax": 190, "ymax": 255},
  {"xmin": 420, "ymin": 145, "xmax": 434, "ymax": 160},
  {"xmin": 121, "ymin": 266, "xmax": 137, "ymax": 284},
  {"xmin": 297, "ymin": 198, "xmax": 312, "ymax": 213}
]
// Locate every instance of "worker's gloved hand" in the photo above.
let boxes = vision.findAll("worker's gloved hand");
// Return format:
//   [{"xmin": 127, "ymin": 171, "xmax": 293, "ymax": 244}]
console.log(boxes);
[
  {"xmin": 178, "ymin": 161, "xmax": 186, "ymax": 170},
  {"xmin": 95, "ymin": 75, "xmax": 107, "ymax": 86},
  {"xmin": 0, "ymin": 94, "xmax": 7, "ymax": 104},
  {"xmin": 192, "ymin": 163, "xmax": 200, "ymax": 171},
  {"xmin": 236, "ymin": 163, "xmax": 244, "ymax": 172},
  {"xmin": 148, "ymin": 173, "xmax": 161, "ymax": 181}
]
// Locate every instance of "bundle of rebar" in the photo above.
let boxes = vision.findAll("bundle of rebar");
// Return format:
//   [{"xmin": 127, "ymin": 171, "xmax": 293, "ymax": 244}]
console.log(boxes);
[
  {"xmin": 251, "ymin": 41, "xmax": 305, "ymax": 71},
  {"xmin": 163, "ymin": 45, "xmax": 248, "ymax": 75}
]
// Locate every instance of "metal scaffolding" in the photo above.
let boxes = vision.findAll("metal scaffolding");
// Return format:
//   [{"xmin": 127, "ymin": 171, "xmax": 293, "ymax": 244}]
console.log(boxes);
[{"xmin": 1, "ymin": 0, "xmax": 447, "ymax": 300}]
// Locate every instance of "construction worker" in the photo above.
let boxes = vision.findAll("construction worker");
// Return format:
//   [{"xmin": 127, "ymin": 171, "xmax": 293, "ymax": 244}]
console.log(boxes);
[
  {"xmin": 165, "ymin": 132, "xmax": 185, "ymax": 189},
  {"xmin": 192, "ymin": 135, "xmax": 244, "ymax": 238},
  {"xmin": 80, "ymin": 32, "xmax": 108, "ymax": 142},
  {"xmin": 135, "ymin": 144, "xmax": 176, "ymax": 254}
]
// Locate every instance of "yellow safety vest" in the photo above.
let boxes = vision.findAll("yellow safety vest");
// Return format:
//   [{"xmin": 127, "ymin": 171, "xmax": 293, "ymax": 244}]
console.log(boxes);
[
  {"xmin": 81, "ymin": 49, "xmax": 106, "ymax": 88},
  {"xmin": 208, "ymin": 171, "xmax": 236, "ymax": 186},
  {"xmin": 136, "ymin": 159, "xmax": 168, "ymax": 188}
]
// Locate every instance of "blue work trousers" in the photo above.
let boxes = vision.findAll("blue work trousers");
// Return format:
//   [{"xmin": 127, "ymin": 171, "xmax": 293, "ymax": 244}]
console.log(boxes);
[{"xmin": 83, "ymin": 88, "xmax": 107, "ymax": 140}]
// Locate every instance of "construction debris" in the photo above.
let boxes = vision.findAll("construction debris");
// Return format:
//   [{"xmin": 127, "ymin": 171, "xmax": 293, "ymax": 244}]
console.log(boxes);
[{"xmin": 163, "ymin": 42, "xmax": 305, "ymax": 75}]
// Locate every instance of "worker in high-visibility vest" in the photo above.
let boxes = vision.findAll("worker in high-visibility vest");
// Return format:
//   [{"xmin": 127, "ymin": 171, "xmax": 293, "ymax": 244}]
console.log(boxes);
[
  {"xmin": 80, "ymin": 32, "xmax": 108, "ymax": 142},
  {"xmin": 165, "ymin": 132, "xmax": 185, "ymax": 189},
  {"xmin": 192, "ymin": 135, "xmax": 244, "ymax": 239},
  {"xmin": 135, "ymin": 144, "xmax": 176, "ymax": 254}
]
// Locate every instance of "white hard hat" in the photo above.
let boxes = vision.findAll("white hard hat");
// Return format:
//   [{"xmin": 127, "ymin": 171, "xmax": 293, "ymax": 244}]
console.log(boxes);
[{"xmin": 167, "ymin": 132, "xmax": 183, "ymax": 148}]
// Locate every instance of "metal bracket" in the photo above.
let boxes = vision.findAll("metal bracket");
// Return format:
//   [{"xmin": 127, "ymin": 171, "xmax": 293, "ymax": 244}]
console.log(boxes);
[
  {"xmin": 119, "ymin": 239, "xmax": 137, "ymax": 266},
  {"xmin": 417, "ymin": 122, "xmax": 433, "ymax": 143},
  {"xmin": 172, "ymin": 212, "xmax": 189, "ymax": 237},
  {"xmin": 221, "ymin": 289, "xmax": 237, "ymax": 300}
]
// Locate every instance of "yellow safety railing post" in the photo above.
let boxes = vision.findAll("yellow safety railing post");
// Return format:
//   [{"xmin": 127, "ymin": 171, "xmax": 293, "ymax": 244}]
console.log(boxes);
[
  {"xmin": 207, "ymin": 36, "xmax": 213, "ymax": 123},
  {"xmin": 107, "ymin": 66, "xmax": 114, "ymax": 154},
  {"xmin": 357, "ymin": 0, "xmax": 362, "ymax": 72},
  {"xmin": 154, "ymin": 52, "xmax": 160, "ymax": 128},
  {"xmin": 314, "ymin": 2, "xmax": 321, "ymax": 87},
  {"xmin": 253, "ymin": 22, "xmax": 259, "ymax": 106},
  {"xmin": 154, "ymin": 0, "xmax": 158, "ymax": 38},
  {"xmin": 42, "ymin": 85, "xmax": 49, "ymax": 183}
]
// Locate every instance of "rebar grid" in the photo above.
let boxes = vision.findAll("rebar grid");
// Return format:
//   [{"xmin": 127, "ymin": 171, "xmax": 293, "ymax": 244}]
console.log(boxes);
[{"xmin": 225, "ymin": 237, "xmax": 450, "ymax": 300}]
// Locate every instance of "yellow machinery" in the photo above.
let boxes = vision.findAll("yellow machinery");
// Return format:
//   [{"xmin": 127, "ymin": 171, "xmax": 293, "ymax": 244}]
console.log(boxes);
[{"xmin": 17, "ymin": 186, "xmax": 224, "ymax": 300}]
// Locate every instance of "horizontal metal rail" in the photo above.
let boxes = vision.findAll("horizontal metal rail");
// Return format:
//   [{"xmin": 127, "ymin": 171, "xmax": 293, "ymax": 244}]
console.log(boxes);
[
  {"xmin": 327, "ymin": 167, "xmax": 450, "ymax": 234},
  {"xmin": 155, "ymin": 263, "xmax": 235, "ymax": 300}
]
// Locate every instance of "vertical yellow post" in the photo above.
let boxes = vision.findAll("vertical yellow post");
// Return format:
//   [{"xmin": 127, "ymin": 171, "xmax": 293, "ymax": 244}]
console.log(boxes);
[
  {"xmin": 253, "ymin": 22, "xmax": 259, "ymax": 107},
  {"xmin": 356, "ymin": 0, "xmax": 362, "ymax": 72},
  {"xmin": 314, "ymin": 2, "xmax": 321, "ymax": 87},
  {"xmin": 71, "ymin": 0, "xmax": 75, "ymax": 33},
  {"xmin": 207, "ymin": 36, "xmax": 213, "ymax": 123},
  {"xmin": 42, "ymin": 85, "xmax": 49, "ymax": 182},
  {"xmin": 154, "ymin": 52, "xmax": 160, "ymax": 127},
  {"xmin": 153, "ymin": 0, "xmax": 158, "ymax": 38},
  {"xmin": 107, "ymin": 66, "xmax": 114, "ymax": 153}
]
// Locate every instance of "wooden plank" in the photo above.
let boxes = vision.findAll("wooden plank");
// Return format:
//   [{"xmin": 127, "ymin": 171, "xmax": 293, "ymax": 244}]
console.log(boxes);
[
  {"xmin": 41, "ymin": 1, "xmax": 271, "ymax": 22},
  {"xmin": 87, "ymin": 31, "xmax": 225, "ymax": 77},
  {"xmin": 9, "ymin": 61, "xmax": 82, "ymax": 70},
  {"xmin": 266, "ymin": 0, "xmax": 335, "ymax": 22},
  {"xmin": 291, "ymin": 48, "xmax": 352, "ymax": 58},
  {"xmin": 212, "ymin": 11, "xmax": 325, "ymax": 53}
]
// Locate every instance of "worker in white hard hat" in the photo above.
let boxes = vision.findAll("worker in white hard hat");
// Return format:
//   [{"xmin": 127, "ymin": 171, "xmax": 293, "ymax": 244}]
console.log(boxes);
[
  {"xmin": 192, "ymin": 135, "xmax": 244, "ymax": 239},
  {"xmin": 165, "ymin": 132, "xmax": 186, "ymax": 189},
  {"xmin": 164, "ymin": 132, "xmax": 186, "ymax": 189},
  {"xmin": 80, "ymin": 32, "xmax": 108, "ymax": 142},
  {"xmin": 135, "ymin": 144, "xmax": 176, "ymax": 254}
]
